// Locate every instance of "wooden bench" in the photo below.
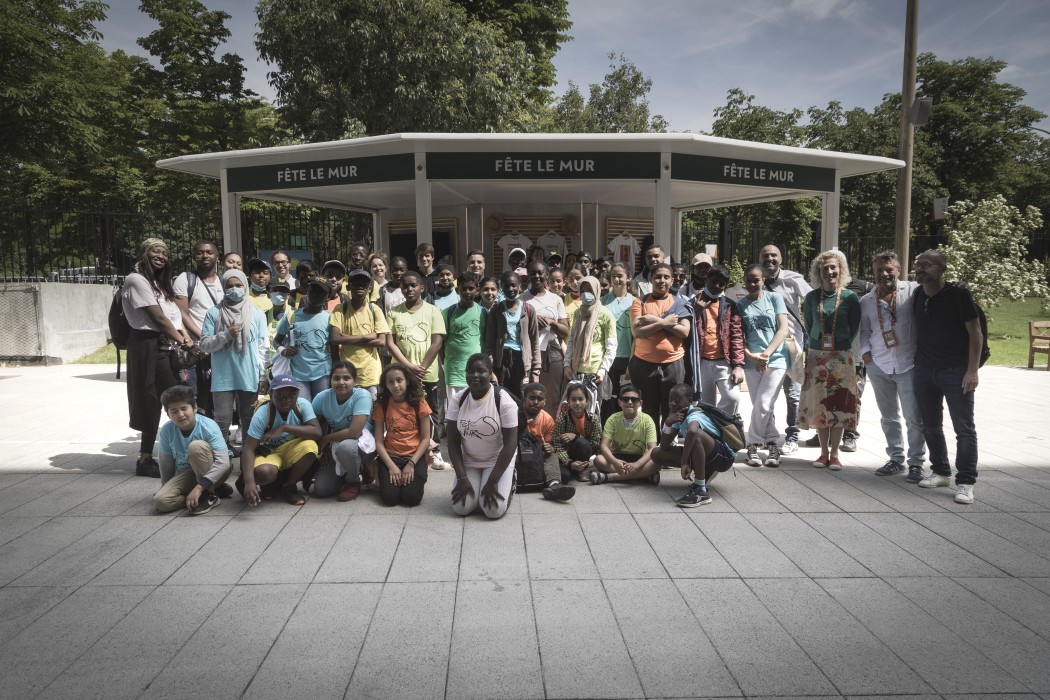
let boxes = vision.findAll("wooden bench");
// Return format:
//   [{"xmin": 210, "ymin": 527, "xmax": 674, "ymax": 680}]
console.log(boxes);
[{"xmin": 1030, "ymin": 320, "xmax": 1050, "ymax": 369}]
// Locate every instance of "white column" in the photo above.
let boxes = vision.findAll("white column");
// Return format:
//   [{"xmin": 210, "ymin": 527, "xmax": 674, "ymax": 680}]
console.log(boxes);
[
  {"xmin": 673, "ymin": 209, "xmax": 683, "ymax": 262},
  {"xmin": 821, "ymin": 173, "xmax": 841, "ymax": 251},
  {"xmin": 219, "ymin": 168, "xmax": 241, "ymax": 255},
  {"xmin": 654, "ymin": 152, "xmax": 673, "ymax": 252},
  {"xmin": 414, "ymin": 152, "xmax": 432, "ymax": 246}
]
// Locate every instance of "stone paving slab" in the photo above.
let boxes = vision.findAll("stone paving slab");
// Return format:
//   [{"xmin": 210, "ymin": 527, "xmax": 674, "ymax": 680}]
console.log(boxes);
[{"xmin": 2, "ymin": 363, "xmax": 1050, "ymax": 699}]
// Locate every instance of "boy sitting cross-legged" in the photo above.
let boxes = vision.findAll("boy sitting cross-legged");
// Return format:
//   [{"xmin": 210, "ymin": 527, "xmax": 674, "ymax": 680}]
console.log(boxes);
[
  {"xmin": 590, "ymin": 383, "xmax": 660, "ymax": 485},
  {"xmin": 239, "ymin": 374, "xmax": 322, "ymax": 506},
  {"xmin": 153, "ymin": 385, "xmax": 233, "ymax": 515},
  {"xmin": 652, "ymin": 383, "xmax": 737, "ymax": 507},
  {"xmin": 521, "ymin": 382, "xmax": 575, "ymax": 501}
]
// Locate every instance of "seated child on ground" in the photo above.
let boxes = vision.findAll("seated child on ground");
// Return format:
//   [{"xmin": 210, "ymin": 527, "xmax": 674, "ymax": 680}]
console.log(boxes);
[
  {"xmin": 373, "ymin": 363, "xmax": 432, "ymax": 507},
  {"xmin": 312, "ymin": 361, "xmax": 376, "ymax": 502},
  {"xmin": 239, "ymin": 374, "xmax": 322, "ymax": 507},
  {"xmin": 652, "ymin": 383, "xmax": 737, "ymax": 508},
  {"xmin": 591, "ymin": 383, "xmax": 660, "ymax": 485},
  {"xmin": 522, "ymin": 382, "xmax": 575, "ymax": 501},
  {"xmin": 154, "ymin": 385, "xmax": 233, "ymax": 515},
  {"xmin": 552, "ymin": 382, "xmax": 602, "ymax": 483}
]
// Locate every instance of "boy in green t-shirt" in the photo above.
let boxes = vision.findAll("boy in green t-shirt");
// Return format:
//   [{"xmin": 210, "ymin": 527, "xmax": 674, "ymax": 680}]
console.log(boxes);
[
  {"xmin": 591, "ymin": 383, "xmax": 660, "ymax": 484},
  {"xmin": 443, "ymin": 272, "xmax": 487, "ymax": 399}
]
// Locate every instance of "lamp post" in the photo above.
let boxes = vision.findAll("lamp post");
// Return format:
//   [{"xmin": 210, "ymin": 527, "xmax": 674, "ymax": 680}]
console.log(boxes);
[{"xmin": 895, "ymin": 0, "xmax": 921, "ymax": 265}]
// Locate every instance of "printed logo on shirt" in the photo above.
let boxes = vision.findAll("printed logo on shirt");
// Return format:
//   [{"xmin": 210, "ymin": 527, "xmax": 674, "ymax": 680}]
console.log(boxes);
[
  {"xmin": 612, "ymin": 437, "xmax": 646, "ymax": 454},
  {"xmin": 393, "ymin": 322, "xmax": 431, "ymax": 344},
  {"xmin": 387, "ymin": 408, "xmax": 418, "ymax": 437},
  {"xmin": 298, "ymin": 327, "xmax": 329, "ymax": 349},
  {"xmin": 459, "ymin": 416, "xmax": 500, "ymax": 438}
]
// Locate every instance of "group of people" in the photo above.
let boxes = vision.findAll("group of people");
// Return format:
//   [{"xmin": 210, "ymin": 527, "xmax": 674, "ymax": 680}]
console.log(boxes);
[{"xmin": 121, "ymin": 234, "xmax": 983, "ymax": 519}]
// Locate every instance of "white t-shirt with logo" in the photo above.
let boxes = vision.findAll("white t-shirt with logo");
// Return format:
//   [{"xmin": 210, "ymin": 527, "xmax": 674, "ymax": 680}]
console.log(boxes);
[
  {"xmin": 608, "ymin": 234, "xmax": 641, "ymax": 271},
  {"xmin": 537, "ymin": 232, "xmax": 567, "ymax": 259},
  {"xmin": 446, "ymin": 387, "xmax": 518, "ymax": 469},
  {"xmin": 497, "ymin": 233, "xmax": 532, "ymax": 258},
  {"xmin": 173, "ymin": 271, "xmax": 224, "ymax": 330},
  {"xmin": 524, "ymin": 289, "xmax": 566, "ymax": 351}
]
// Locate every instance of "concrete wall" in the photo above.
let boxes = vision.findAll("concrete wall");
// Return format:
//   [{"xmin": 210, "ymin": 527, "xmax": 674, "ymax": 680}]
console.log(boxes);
[{"xmin": 0, "ymin": 283, "xmax": 113, "ymax": 364}]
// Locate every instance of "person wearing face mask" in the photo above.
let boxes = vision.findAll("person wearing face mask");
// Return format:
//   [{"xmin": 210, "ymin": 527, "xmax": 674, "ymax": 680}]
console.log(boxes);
[
  {"xmin": 245, "ymin": 258, "xmax": 274, "ymax": 323},
  {"xmin": 268, "ymin": 282, "xmax": 290, "ymax": 324},
  {"xmin": 198, "ymin": 269, "xmax": 269, "ymax": 451},
  {"xmin": 563, "ymin": 276, "xmax": 617, "ymax": 415},
  {"xmin": 685, "ymin": 264, "xmax": 746, "ymax": 416},
  {"xmin": 678, "ymin": 253, "xmax": 713, "ymax": 300},
  {"xmin": 272, "ymin": 278, "xmax": 334, "ymax": 400}
]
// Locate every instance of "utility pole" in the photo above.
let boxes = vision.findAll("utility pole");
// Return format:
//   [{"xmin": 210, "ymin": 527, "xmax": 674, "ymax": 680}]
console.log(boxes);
[{"xmin": 895, "ymin": 0, "xmax": 920, "ymax": 265}]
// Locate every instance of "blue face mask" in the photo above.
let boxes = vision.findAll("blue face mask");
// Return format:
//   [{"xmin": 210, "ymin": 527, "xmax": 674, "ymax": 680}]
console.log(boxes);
[
  {"xmin": 269, "ymin": 292, "xmax": 287, "ymax": 306},
  {"xmin": 225, "ymin": 287, "xmax": 246, "ymax": 303},
  {"xmin": 581, "ymin": 291, "xmax": 596, "ymax": 306},
  {"xmin": 250, "ymin": 282, "xmax": 267, "ymax": 293}
]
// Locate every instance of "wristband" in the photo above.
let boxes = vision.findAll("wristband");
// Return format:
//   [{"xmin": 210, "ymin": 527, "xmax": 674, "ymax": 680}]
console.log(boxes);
[{"xmin": 661, "ymin": 425, "xmax": 676, "ymax": 435}]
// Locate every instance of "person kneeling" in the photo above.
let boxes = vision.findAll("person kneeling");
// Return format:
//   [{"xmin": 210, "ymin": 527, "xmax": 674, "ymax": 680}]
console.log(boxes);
[
  {"xmin": 590, "ymin": 383, "xmax": 660, "ymax": 485},
  {"xmin": 373, "ymin": 364, "xmax": 432, "ymax": 507},
  {"xmin": 312, "ymin": 362, "xmax": 376, "ymax": 502},
  {"xmin": 154, "ymin": 385, "xmax": 233, "ymax": 515},
  {"xmin": 239, "ymin": 375, "xmax": 322, "ymax": 507},
  {"xmin": 652, "ymin": 383, "xmax": 737, "ymax": 507}
]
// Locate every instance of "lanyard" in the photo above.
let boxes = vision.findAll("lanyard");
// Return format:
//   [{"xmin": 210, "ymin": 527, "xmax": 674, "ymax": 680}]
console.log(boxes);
[
  {"xmin": 819, "ymin": 289, "xmax": 841, "ymax": 344},
  {"xmin": 875, "ymin": 287, "xmax": 897, "ymax": 331}
]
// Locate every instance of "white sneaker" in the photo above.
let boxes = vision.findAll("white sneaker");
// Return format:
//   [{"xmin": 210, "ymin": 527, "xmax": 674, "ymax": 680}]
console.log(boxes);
[
  {"xmin": 430, "ymin": 449, "xmax": 447, "ymax": 470},
  {"xmin": 745, "ymin": 444, "xmax": 762, "ymax": 467},
  {"xmin": 918, "ymin": 474, "xmax": 952, "ymax": 488},
  {"xmin": 781, "ymin": 440, "xmax": 799, "ymax": 455},
  {"xmin": 231, "ymin": 428, "xmax": 242, "ymax": 446},
  {"xmin": 955, "ymin": 484, "xmax": 975, "ymax": 504}
]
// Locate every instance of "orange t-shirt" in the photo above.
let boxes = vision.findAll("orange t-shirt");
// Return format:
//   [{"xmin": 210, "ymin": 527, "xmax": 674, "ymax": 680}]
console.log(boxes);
[
  {"xmin": 571, "ymin": 413, "xmax": 586, "ymax": 435},
  {"xmin": 527, "ymin": 409, "xmax": 555, "ymax": 444},
  {"xmin": 630, "ymin": 294, "xmax": 686, "ymax": 363},
  {"xmin": 374, "ymin": 397, "xmax": 432, "ymax": 457},
  {"xmin": 700, "ymin": 300, "xmax": 724, "ymax": 360}
]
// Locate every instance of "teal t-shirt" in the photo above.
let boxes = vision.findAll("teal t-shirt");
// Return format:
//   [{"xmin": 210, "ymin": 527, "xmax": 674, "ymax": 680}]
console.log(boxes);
[
  {"xmin": 601, "ymin": 292, "xmax": 636, "ymax": 358},
  {"xmin": 158, "ymin": 414, "xmax": 227, "ymax": 473},
  {"xmin": 673, "ymin": 408, "xmax": 737, "ymax": 457},
  {"xmin": 737, "ymin": 291, "xmax": 788, "ymax": 369},
  {"xmin": 248, "ymin": 397, "xmax": 317, "ymax": 448},
  {"xmin": 503, "ymin": 303, "xmax": 522, "ymax": 351},
  {"xmin": 276, "ymin": 309, "xmax": 332, "ymax": 381},
  {"xmin": 311, "ymin": 387, "xmax": 373, "ymax": 433},
  {"xmin": 443, "ymin": 303, "xmax": 486, "ymax": 387},
  {"xmin": 201, "ymin": 304, "xmax": 268, "ymax": 392},
  {"xmin": 433, "ymin": 290, "xmax": 459, "ymax": 313}
]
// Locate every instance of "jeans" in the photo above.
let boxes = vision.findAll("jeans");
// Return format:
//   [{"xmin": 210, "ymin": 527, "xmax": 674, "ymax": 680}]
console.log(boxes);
[
  {"xmin": 913, "ymin": 365, "xmax": 978, "ymax": 485},
  {"xmin": 866, "ymin": 363, "xmax": 925, "ymax": 467},
  {"xmin": 780, "ymin": 373, "xmax": 801, "ymax": 441},
  {"xmin": 212, "ymin": 390, "xmax": 256, "ymax": 447},
  {"xmin": 296, "ymin": 377, "xmax": 329, "ymax": 401}
]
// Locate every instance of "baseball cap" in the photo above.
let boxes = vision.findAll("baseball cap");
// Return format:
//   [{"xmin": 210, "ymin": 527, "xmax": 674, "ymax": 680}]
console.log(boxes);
[
  {"xmin": 321, "ymin": 259, "xmax": 347, "ymax": 275},
  {"xmin": 306, "ymin": 278, "xmax": 332, "ymax": 294},
  {"xmin": 269, "ymin": 375, "xmax": 299, "ymax": 392},
  {"xmin": 246, "ymin": 257, "xmax": 269, "ymax": 273},
  {"xmin": 347, "ymin": 268, "xmax": 372, "ymax": 282},
  {"xmin": 691, "ymin": 253, "xmax": 714, "ymax": 267},
  {"xmin": 269, "ymin": 281, "xmax": 290, "ymax": 293}
]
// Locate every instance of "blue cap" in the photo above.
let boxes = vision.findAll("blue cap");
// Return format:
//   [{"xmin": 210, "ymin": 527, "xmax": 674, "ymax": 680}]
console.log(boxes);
[{"xmin": 269, "ymin": 375, "xmax": 300, "ymax": 393}]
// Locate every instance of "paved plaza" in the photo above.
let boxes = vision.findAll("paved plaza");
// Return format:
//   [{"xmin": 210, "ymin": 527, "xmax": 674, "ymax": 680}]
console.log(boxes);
[{"xmin": 1, "ymin": 362, "xmax": 1049, "ymax": 700}]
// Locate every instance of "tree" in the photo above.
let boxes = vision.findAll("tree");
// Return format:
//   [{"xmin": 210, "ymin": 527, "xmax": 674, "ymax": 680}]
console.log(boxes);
[
  {"xmin": 256, "ymin": 0, "xmax": 545, "ymax": 139},
  {"xmin": 941, "ymin": 195, "xmax": 1049, "ymax": 313},
  {"xmin": 548, "ymin": 54, "xmax": 667, "ymax": 133}
]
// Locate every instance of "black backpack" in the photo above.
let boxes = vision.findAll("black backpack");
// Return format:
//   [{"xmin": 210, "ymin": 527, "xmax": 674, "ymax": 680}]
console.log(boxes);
[
  {"xmin": 457, "ymin": 386, "xmax": 545, "ymax": 491},
  {"xmin": 688, "ymin": 402, "xmax": 746, "ymax": 453},
  {"xmin": 107, "ymin": 285, "xmax": 131, "ymax": 378}
]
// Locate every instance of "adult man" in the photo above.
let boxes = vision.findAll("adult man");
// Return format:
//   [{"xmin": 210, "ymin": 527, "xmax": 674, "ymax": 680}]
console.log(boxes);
[
  {"xmin": 628, "ymin": 263, "xmax": 692, "ymax": 428},
  {"xmin": 466, "ymin": 249, "xmax": 486, "ymax": 278},
  {"xmin": 270, "ymin": 250, "xmax": 295, "ymax": 290},
  {"xmin": 912, "ymin": 250, "xmax": 982, "ymax": 504},
  {"xmin": 678, "ymin": 253, "xmax": 714, "ymax": 300},
  {"xmin": 858, "ymin": 251, "xmax": 926, "ymax": 482},
  {"xmin": 759, "ymin": 244, "xmax": 812, "ymax": 454},
  {"xmin": 686, "ymin": 265, "xmax": 745, "ymax": 413},
  {"xmin": 174, "ymin": 239, "xmax": 224, "ymax": 415},
  {"xmin": 330, "ymin": 269, "xmax": 389, "ymax": 397},
  {"xmin": 632, "ymin": 243, "xmax": 668, "ymax": 297},
  {"xmin": 349, "ymin": 242, "xmax": 369, "ymax": 271}
]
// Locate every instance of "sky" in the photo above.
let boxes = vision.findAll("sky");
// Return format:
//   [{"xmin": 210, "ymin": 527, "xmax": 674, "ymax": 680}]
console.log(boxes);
[{"xmin": 97, "ymin": 0, "xmax": 1050, "ymax": 134}]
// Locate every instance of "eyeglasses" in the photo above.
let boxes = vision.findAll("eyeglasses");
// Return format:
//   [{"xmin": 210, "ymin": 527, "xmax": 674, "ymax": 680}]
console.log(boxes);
[
  {"xmin": 273, "ymin": 259, "xmax": 290, "ymax": 266},
  {"xmin": 620, "ymin": 396, "xmax": 641, "ymax": 403}
]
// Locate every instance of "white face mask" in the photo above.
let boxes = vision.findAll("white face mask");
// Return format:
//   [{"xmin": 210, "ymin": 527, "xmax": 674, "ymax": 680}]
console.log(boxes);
[
  {"xmin": 269, "ymin": 292, "xmax": 287, "ymax": 306},
  {"xmin": 225, "ymin": 287, "xmax": 246, "ymax": 303},
  {"xmin": 581, "ymin": 291, "xmax": 596, "ymax": 306}
]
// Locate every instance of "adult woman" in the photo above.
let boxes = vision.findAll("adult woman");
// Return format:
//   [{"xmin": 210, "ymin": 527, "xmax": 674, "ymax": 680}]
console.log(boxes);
[
  {"xmin": 121, "ymin": 238, "xmax": 194, "ymax": 477},
  {"xmin": 198, "ymin": 269, "xmax": 268, "ymax": 450},
  {"xmin": 447, "ymin": 354, "xmax": 519, "ymax": 519},
  {"xmin": 799, "ymin": 250, "xmax": 862, "ymax": 470},
  {"xmin": 563, "ymin": 275, "xmax": 616, "ymax": 414},
  {"xmin": 737, "ymin": 263, "xmax": 790, "ymax": 467},
  {"xmin": 367, "ymin": 251, "xmax": 388, "ymax": 304},
  {"xmin": 600, "ymin": 263, "xmax": 636, "ymax": 421}
]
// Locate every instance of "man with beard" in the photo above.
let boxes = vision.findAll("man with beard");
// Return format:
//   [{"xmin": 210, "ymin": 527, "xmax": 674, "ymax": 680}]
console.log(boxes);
[
  {"xmin": 632, "ymin": 244, "xmax": 667, "ymax": 297},
  {"xmin": 678, "ymin": 253, "xmax": 714, "ymax": 300},
  {"xmin": 174, "ymin": 240, "xmax": 224, "ymax": 415}
]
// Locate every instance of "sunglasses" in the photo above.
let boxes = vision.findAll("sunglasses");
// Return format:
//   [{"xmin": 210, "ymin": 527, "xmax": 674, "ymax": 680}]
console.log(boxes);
[{"xmin": 620, "ymin": 396, "xmax": 641, "ymax": 403}]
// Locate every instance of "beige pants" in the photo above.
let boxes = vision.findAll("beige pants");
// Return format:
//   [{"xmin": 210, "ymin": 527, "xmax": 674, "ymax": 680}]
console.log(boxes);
[{"xmin": 153, "ymin": 440, "xmax": 231, "ymax": 513}]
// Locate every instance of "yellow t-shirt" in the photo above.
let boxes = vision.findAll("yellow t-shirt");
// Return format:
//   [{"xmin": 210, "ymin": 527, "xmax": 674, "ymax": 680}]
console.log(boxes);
[
  {"xmin": 387, "ymin": 301, "xmax": 447, "ymax": 384},
  {"xmin": 329, "ymin": 301, "xmax": 390, "ymax": 388}
]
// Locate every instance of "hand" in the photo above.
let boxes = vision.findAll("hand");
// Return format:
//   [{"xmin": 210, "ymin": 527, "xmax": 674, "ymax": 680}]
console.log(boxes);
[
  {"xmin": 227, "ymin": 323, "xmax": 241, "ymax": 339},
  {"xmin": 537, "ymin": 316, "xmax": 551, "ymax": 329},
  {"xmin": 243, "ymin": 480, "xmax": 261, "ymax": 506},
  {"xmin": 282, "ymin": 345, "xmax": 299, "ymax": 357},
  {"xmin": 962, "ymin": 369, "xmax": 979, "ymax": 394},
  {"xmin": 862, "ymin": 352, "xmax": 874, "ymax": 365},
  {"xmin": 558, "ymin": 432, "xmax": 576, "ymax": 445},
  {"xmin": 664, "ymin": 313, "xmax": 679, "ymax": 326},
  {"xmin": 611, "ymin": 458, "xmax": 625, "ymax": 474},
  {"xmin": 185, "ymin": 484, "xmax": 204, "ymax": 510},
  {"xmin": 261, "ymin": 428, "xmax": 284, "ymax": 445},
  {"xmin": 542, "ymin": 442, "xmax": 554, "ymax": 455},
  {"xmin": 480, "ymin": 478, "xmax": 505, "ymax": 510},
  {"xmin": 386, "ymin": 461, "xmax": 402, "ymax": 485},
  {"xmin": 530, "ymin": 371, "xmax": 541, "ymax": 382},
  {"xmin": 570, "ymin": 460, "xmax": 588, "ymax": 471},
  {"xmin": 664, "ymin": 409, "xmax": 684, "ymax": 428},
  {"xmin": 451, "ymin": 475, "xmax": 475, "ymax": 506},
  {"xmin": 401, "ymin": 461, "xmax": 415, "ymax": 485},
  {"xmin": 680, "ymin": 462, "xmax": 692, "ymax": 481},
  {"xmin": 731, "ymin": 367, "xmax": 745, "ymax": 386},
  {"xmin": 407, "ymin": 362, "xmax": 426, "ymax": 379},
  {"xmin": 595, "ymin": 370, "xmax": 606, "ymax": 384},
  {"xmin": 562, "ymin": 367, "xmax": 573, "ymax": 382}
]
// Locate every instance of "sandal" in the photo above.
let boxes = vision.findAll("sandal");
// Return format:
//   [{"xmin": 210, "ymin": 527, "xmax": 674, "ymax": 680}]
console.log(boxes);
[{"xmin": 283, "ymin": 484, "xmax": 306, "ymax": 506}]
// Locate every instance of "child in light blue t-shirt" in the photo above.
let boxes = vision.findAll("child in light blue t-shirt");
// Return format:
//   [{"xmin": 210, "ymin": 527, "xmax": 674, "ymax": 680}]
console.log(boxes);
[
  {"xmin": 311, "ymin": 361, "xmax": 376, "ymax": 501},
  {"xmin": 273, "ymin": 279, "xmax": 333, "ymax": 400},
  {"xmin": 154, "ymin": 385, "xmax": 232, "ymax": 515}
]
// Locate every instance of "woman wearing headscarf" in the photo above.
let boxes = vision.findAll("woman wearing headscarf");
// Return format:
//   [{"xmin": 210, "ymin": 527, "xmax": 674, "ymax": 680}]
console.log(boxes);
[
  {"xmin": 563, "ymin": 275, "xmax": 617, "ymax": 414},
  {"xmin": 122, "ymin": 237, "xmax": 193, "ymax": 477},
  {"xmin": 199, "ymin": 269, "xmax": 269, "ymax": 450}
]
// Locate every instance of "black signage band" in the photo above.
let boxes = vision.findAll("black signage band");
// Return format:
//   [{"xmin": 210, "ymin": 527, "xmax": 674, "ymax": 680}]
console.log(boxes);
[
  {"xmin": 672, "ymin": 153, "xmax": 836, "ymax": 192},
  {"xmin": 226, "ymin": 153, "xmax": 415, "ymax": 192},
  {"xmin": 426, "ymin": 152, "xmax": 661, "ymax": 180}
]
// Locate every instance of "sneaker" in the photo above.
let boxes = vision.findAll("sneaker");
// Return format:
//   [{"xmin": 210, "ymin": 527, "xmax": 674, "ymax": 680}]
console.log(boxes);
[
  {"xmin": 430, "ymin": 449, "xmax": 447, "ymax": 470},
  {"xmin": 812, "ymin": 456, "xmax": 829, "ymax": 468},
  {"xmin": 230, "ymin": 428, "xmax": 242, "ymax": 446},
  {"xmin": 337, "ymin": 480, "xmax": 361, "ymax": 502},
  {"xmin": 676, "ymin": 483, "xmax": 712, "ymax": 508},
  {"xmin": 875, "ymin": 460, "xmax": 905, "ymax": 476},
  {"xmin": 649, "ymin": 471, "xmax": 661, "ymax": 486},
  {"xmin": 135, "ymin": 458, "xmax": 160, "ymax": 478},
  {"xmin": 745, "ymin": 444, "xmax": 762, "ymax": 467},
  {"xmin": 781, "ymin": 439, "xmax": 799, "ymax": 455},
  {"xmin": 764, "ymin": 443, "xmax": 781, "ymax": 467},
  {"xmin": 215, "ymin": 483, "xmax": 234, "ymax": 499},
  {"xmin": 828, "ymin": 456, "xmax": 842, "ymax": 471},
  {"xmin": 918, "ymin": 473, "xmax": 952, "ymax": 489},
  {"xmin": 542, "ymin": 481, "xmax": 576, "ymax": 501},
  {"xmin": 804, "ymin": 435, "xmax": 821, "ymax": 447},
  {"xmin": 841, "ymin": 435, "xmax": 858, "ymax": 452},
  {"xmin": 955, "ymin": 484, "xmax": 975, "ymax": 504},
  {"xmin": 906, "ymin": 465, "xmax": 926, "ymax": 484},
  {"xmin": 189, "ymin": 492, "xmax": 219, "ymax": 515},
  {"xmin": 589, "ymin": 470, "xmax": 609, "ymax": 485}
]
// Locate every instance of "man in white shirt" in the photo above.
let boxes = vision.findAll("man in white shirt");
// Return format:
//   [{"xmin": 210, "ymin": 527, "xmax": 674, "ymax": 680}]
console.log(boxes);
[
  {"xmin": 632, "ymin": 243, "xmax": 667, "ymax": 297},
  {"xmin": 858, "ymin": 251, "xmax": 926, "ymax": 483},
  {"xmin": 174, "ymin": 240, "xmax": 224, "ymax": 415}
]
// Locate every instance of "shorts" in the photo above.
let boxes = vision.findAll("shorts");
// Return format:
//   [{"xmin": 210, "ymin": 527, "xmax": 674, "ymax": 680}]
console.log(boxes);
[
  {"xmin": 613, "ymin": 451, "xmax": 645, "ymax": 463},
  {"xmin": 707, "ymin": 440, "xmax": 735, "ymax": 473},
  {"xmin": 254, "ymin": 438, "xmax": 319, "ymax": 471}
]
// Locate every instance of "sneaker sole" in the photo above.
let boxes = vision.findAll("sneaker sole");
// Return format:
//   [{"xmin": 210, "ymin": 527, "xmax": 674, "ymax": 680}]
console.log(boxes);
[
  {"xmin": 189, "ymin": 498, "xmax": 219, "ymax": 516},
  {"xmin": 676, "ymin": 497, "xmax": 712, "ymax": 508},
  {"xmin": 918, "ymin": 481, "xmax": 951, "ymax": 488},
  {"xmin": 764, "ymin": 460, "xmax": 780, "ymax": 467}
]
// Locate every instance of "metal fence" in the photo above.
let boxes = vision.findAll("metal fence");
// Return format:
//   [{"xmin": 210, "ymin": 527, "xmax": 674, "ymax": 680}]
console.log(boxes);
[{"xmin": 0, "ymin": 207, "xmax": 372, "ymax": 282}]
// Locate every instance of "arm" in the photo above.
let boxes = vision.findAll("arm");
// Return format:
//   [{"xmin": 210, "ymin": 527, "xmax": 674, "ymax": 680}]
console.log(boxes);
[
  {"xmin": 197, "ymin": 308, "xmax": 233, "ymax": 355},
  {"xmin": 728, "ymin": 304, "xmax": 746, "ymax": 368},
  {"xmin": 765, "ymin": 313, "xmax": 790, "ymax": 358},
  {"xmin": 142, "ymin": 305, "xmax": 189, "ymax": 346},
  {"xmin": 963, "ymin": 317, "xmax": 982, "ymax": 393},
  {"xmin": 158, "ymin": 452, "xmax": 177, "ymax": 484},
  {"xmin": 480, "ymin": 425, "xmax": 518, "ymax": 510},
  {"xmin": 598, "ymin": 435, "xmax": 621, "ymax": 471},
  {"xmin": 400, "ymin": 410, "xmax": 432, "ymax": 486},
  {"xmin": 858, "ymin": 298, "xmax": 874, "ymax": 364},
  {"xmin": 447, "ymin": 420, "xmax": 474, "ymax": 505},
  {"xmin": 385, "ymin": 332, "xmax": 414, "ymax": 367},
  {"xmin": 668, "ymin": 317, "xmax": 691, "ymax": 339},
  {"xmin": 847, "ymin": 294, "xmax": 862, "ymax": 346},
  {"xmin": 586, "ymin": 415, "xmax": 603, "ymax": 452},
  {"xmin": 550, "ymin": 315, "xmax": 569, "ymax": 341},
  {"xmin": 680, "ymin": 423, "xmax": 701, "ymax": 481},
  {"xmin": 262, "ymin": 417, "xmax": 322, "ymax": 445},
  {"xmin": 625, "ymin": 441, "xmax": 658, "ymax": 472},
  {"xmin": 421, "ymin": 334, "xmax": 444, "ymax": 374},
  {"xmin": 240, "ymin": 436, "xmax": 261, "ymax": 506},
  {"xmin": 526, "ymin": 309, "xmax": 542, "ymax": 378},
  {"xmin": 553, "ymin": 413, "xmax": 571, "ymax": 466}
]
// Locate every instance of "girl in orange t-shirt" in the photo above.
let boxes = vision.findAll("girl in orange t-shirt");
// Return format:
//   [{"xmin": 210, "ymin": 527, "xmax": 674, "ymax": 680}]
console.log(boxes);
[{"xmin": 373, "ymin": 364, "xmax": 432, "ymax": 506}]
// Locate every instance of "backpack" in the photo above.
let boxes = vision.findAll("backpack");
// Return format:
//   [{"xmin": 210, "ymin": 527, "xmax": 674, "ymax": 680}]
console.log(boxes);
[
  {"xmin": 972, "ymin": 296, "xmax": 992, "ymax": 368},
  {"xmin": 253, "ymin": 397, "xmax": 305, "ymax": 454},
  {"xmin": 687, "ymin": 402, "xmax": 746, "ymax": 453},
  {"xmin": 107, "ymin": 285, "xmax": 131, "ymax": 379},
  {"xmin": 457, "ymin": 386, "xmax": 545, "ymax": 491}
]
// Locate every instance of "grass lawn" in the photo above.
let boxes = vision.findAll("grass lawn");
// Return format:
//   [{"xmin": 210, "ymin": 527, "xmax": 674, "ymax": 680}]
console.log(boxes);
[
  {"xmin": 73, "ymin": 343, "xmax": 118, "ymax": 364},
  {"xmin": 984, "ymin": 297, "xmax": 1050, "ymax": 367}
]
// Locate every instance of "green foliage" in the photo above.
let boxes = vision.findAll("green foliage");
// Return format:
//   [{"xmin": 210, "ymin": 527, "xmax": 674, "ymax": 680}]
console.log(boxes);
[
  {"xmin": 941, "ymin": 195, "xmax": 1050, "ymax": 314},
  {"xmin": 548, "ymin": 54, "xmax": 667, "ymax": 133},
  {"xmin": 983, "ymin": 296, "xmax": 1050, "ymax": 366},
  {"xmin": 256, "ymin": 0, "xmax": 549, "ymax": 139}
]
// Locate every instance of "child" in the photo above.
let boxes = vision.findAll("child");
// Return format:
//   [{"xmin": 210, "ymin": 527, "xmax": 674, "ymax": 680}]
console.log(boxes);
[
  {"xmin": 552, "ymin": 382, "xmax": 602, "ymax": 483},
  {"xmin": 153, "ymin": 385, "xmax": 232, "ymax": 515},
  {"xmin": 652, "ymin": 383, "xmax": 738, "ymax": 508},
  {"xmin": 329, "ymin": 269, "xmax": 389, "ymax": 398},
  {"xmin": 522, "ymin": 382, "xmax": 575, "ymax": 501},
  {"xmin": 478, "ymin": 276, "xmax": 500, "ymax": 311},
  {"xmin": 312, "ymin": 362, "xmax": 375, "ymax": 502},
  {"xmin": 246, "ymin": 257, "xmax": 274, "ymax": 324},
  {"xmin": 273, "ymin": 278, "xmax": 333, "ymax": 400},
  {"xmin": 548, "ymin": 268, "xmax": 566, "ymax": 297},
  {"xmin": 443, "ymin": 272, "xmax": 487, "ymax": 401},
  {"xmin": 240, "ymin": 375, "xmax": 322, "ymax": 506},
  {"xmin": 485, "ymin": 270, "xmax": 540, "ymax": 398},
  {"xmin": 591, "ymin": 383, "xmax": 660, "ymax": 485},
  {"xmin": 373, "ymin": 364, "xmax": 432, "ymax": 506}
]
